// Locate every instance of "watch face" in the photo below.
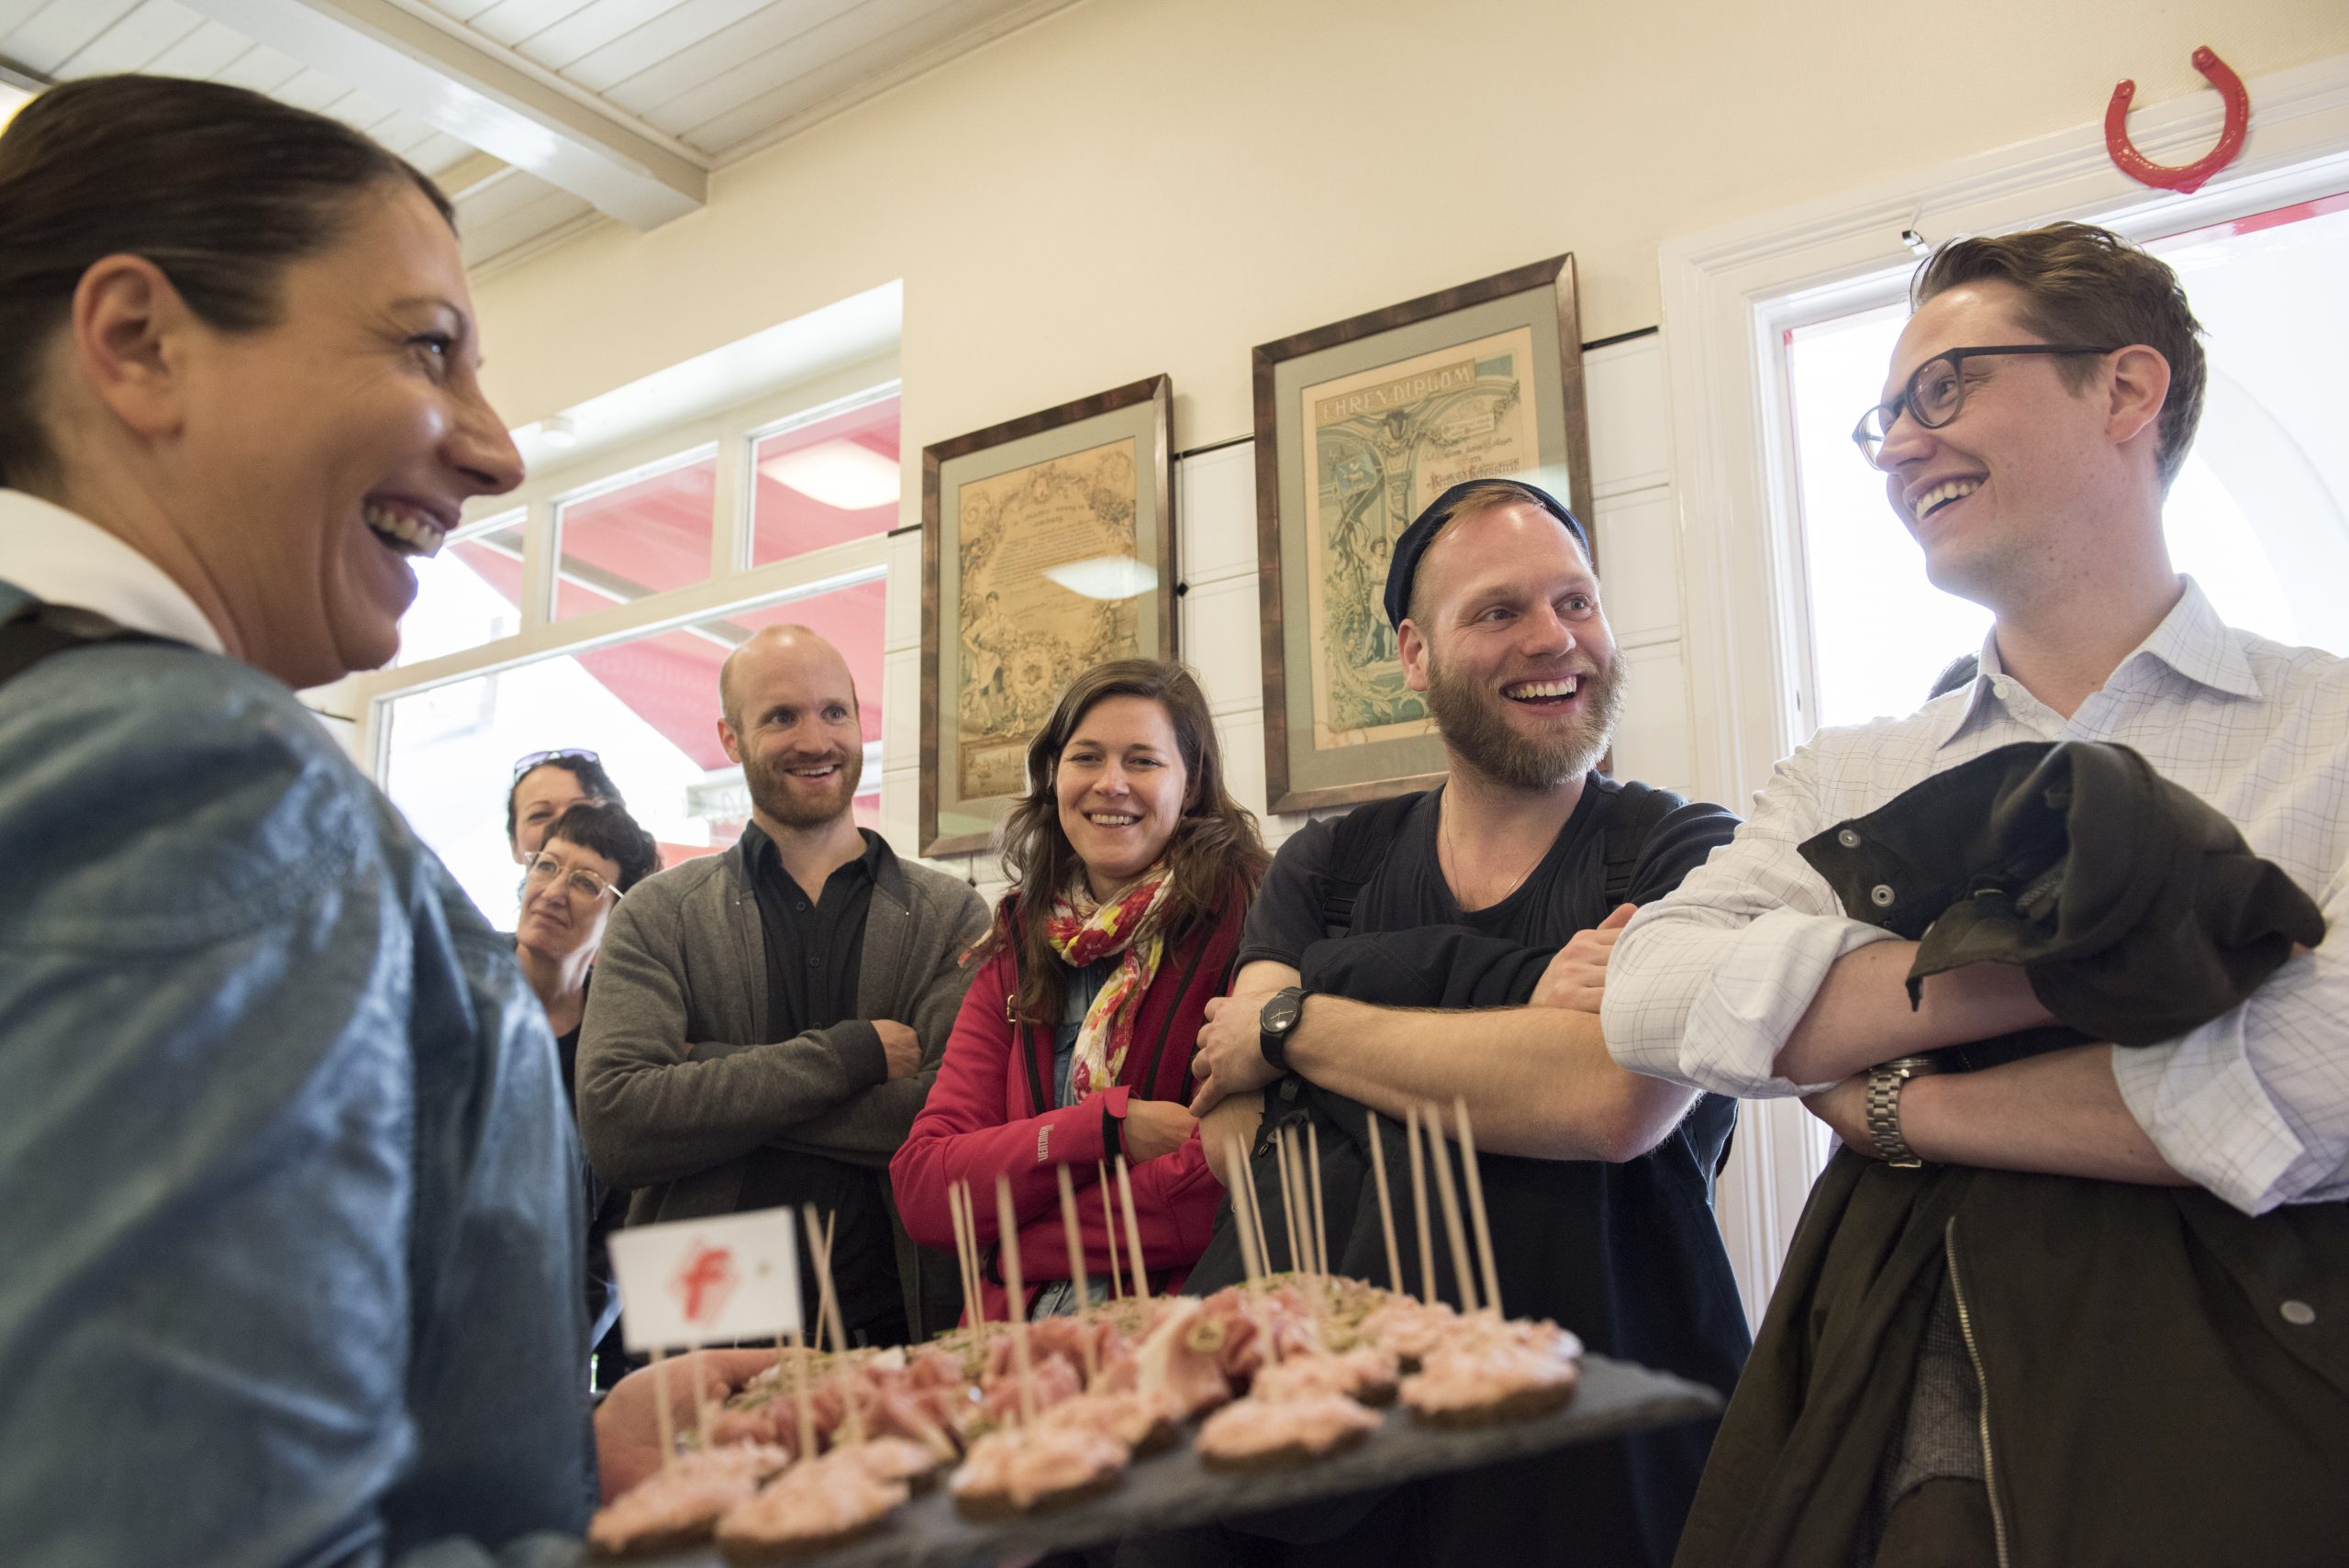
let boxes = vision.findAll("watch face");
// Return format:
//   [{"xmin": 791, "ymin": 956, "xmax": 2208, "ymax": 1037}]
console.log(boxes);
[{"xmin": 1263, "ymin": 993, "xmax": 1302, "ymax": 1033}]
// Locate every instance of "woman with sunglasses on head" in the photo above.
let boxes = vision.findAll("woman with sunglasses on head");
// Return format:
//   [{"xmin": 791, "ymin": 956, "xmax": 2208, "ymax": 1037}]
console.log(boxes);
[
  {"xmin": 0, "ymin": 76, "xmax": 764, "ymax": 1567},
  {"xmin": 507, "ymin": 745, "xmax": 626, "ymax": 863},
  {"xmin": 517, "ymin": 799, "xmax": 660, "ymax": 1391},
  {"xmin": 891, "ymin": 660, "xmax": 1268, "ymax": 1318}
]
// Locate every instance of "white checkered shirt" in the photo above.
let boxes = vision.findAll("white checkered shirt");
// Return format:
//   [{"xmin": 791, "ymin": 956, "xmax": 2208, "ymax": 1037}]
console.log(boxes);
[{"xmin": 1603, "ymin": 579, "xmax": 2349, "ymax": 1215}]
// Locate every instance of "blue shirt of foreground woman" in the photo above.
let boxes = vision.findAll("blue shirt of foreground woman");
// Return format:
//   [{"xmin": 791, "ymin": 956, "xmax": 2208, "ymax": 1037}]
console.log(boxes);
[{"xmin": 0, "ymin": 74, "xmax": 769, "ymax": 1568}]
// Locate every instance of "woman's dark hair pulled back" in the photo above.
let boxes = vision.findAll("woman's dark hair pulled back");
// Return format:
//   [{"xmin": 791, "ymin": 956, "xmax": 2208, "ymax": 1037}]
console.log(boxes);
[
  {"xmin": 0, "ymin": 73, "xmax": 454, "ymax": 488},
  {"xmin": 976, "ymin": 658, "xmax": 1269, "ymax": 1026}
]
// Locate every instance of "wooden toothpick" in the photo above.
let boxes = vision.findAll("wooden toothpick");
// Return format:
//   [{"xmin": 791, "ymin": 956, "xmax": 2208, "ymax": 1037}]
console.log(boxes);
[
  {"xmin": 1307, "ymin": 1120, "xmax": 1330, "ymax": 1279},
  {"xmin": 1054, "ymin": 1164, "xmax": 1098, "ymax": 1385},
  {"xmin": 1286, "ymin": 1112, "xmax": 1306, "ymax": 1276},
  {"xmin": 786, "ymin": 1325, "xmax": 817, "ymax": 1459},
  {"xmin": 1097, "ymin": 1160, "xmax": 1124, "ymax": 1300},
  {"xmin": 1453, "ymin": 1095, "xmax": 1503, "ymax": 1317},
  {"xmin": 1406, "ymin": 1106, "xmax": 1435, "ymax": 1308},
  {"xmin": 1115, "ymin": 1155, "xmax": 1151, "ymax": 1303},
  {"xmin": 803, "ymin": 1204, "xmax": 863, "ymax": 1445},
  {"xmin": 1425, "ymin": 1104, "xmax": 1478, "ymax": 1314},
  {"xmin": 994, "ymin": 1176, "xmax": 1037, "ymax": 1426},
  {"xmin": 650, "ymin": 1347, "xmax": 675, "ymax": 1472},
  {"xmin": 1223, "ymin": 1137, "xmax": 1264, "ymax": 1284},
  {"xmin": 1366, "ymin": 1110, "xmax": 1404, "ymax": 1295}
]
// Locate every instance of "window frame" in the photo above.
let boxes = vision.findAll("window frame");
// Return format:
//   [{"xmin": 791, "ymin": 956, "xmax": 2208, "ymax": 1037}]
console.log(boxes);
[{"xmin": 336, "ymin": 357, "xmax": 903, "ymax": 790}]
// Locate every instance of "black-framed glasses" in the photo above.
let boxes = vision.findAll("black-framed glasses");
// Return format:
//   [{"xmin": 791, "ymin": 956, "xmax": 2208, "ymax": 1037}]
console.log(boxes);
[
  {"xmin": 522, "ymin": 851, "xmax": 621, "ymax": 903},
  {"xmin": 1852, "ymin": 344, "xmax": 2116, "ymax": 466},
  {"xmin": 511, "ymin": 747, "xmax": 600, "ymax": 784}
]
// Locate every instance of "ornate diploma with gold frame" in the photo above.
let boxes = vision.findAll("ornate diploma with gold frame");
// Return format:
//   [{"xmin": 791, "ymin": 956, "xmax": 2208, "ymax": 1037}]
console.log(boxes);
[
  {"xmin": 920, "ymin": 375, "xmax": 1174, "ymax": 856},
  {"xmin": 1252, "ymin": 255, "xmax": 1593, "ymax": 815}
]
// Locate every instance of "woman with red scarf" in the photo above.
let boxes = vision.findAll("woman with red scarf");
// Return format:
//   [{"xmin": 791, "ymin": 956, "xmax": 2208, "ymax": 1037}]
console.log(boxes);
[{"xmin": 892, "ymin": 660, "xmax": 1267, "ymax": 1319}]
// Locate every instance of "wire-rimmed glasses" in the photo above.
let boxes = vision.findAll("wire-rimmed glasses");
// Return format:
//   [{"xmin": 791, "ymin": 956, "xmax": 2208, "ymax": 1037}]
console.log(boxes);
[
  {"xmin": 1852, "ymin": 344, "xmax": 2116, "ymax": 466},
  {"xmin": 522, "ymin": 850, "xmax": 621, "ymax": 904}
]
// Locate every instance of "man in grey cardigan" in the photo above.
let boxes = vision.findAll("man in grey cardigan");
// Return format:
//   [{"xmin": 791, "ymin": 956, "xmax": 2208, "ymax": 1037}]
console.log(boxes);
[{"xmin": 578, "ymin": 626, "xmax": 988, "ymax": 1346}]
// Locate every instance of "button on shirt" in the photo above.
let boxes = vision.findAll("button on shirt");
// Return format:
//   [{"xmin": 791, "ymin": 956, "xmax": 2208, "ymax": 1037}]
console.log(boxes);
[{"xmin": 1604, "ymin": 579, "xmax": 2349, "ymax": 1215}]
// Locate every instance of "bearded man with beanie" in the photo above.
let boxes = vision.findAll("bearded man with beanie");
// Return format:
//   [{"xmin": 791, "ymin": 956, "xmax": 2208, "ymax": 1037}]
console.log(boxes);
[
  {"xmin": 577, "ymin": 624, "xmax": 987, "ymax": 1347},
  {"xmin": 1182, "ymin": 480, "xmax": 1752, "ymax": 1567}
]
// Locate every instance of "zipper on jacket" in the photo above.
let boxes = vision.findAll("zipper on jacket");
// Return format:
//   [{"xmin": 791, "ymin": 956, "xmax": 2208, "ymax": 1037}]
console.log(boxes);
[{"xmin": 1943, "ymin": 1220, "xmax": 2013, "ymax": 1568}]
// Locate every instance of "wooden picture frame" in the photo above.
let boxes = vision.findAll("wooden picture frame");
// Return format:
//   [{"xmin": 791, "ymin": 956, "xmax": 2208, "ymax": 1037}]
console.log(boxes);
[
  {"xmin": 920, "ymin": 375, "xmax": 1175, "ymax": 857},
  {"xmin": 1251, "ymin": 254, "xmax": 1593, "ymax": 816}
]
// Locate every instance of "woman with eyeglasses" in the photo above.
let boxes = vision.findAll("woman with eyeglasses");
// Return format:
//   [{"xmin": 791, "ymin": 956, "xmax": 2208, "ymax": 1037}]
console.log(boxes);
[
  {"xmin": 0, "ymin": 76, "xmax": 765, "ymax": 1566},
  {"xmin": 517, "ymin": 798, "xmax": 659, "ymax": 1390}
]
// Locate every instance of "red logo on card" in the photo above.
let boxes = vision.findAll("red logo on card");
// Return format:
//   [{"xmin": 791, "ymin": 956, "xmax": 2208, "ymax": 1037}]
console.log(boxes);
[{"xmin": 672, "ymin": 1240, "xmax": 738, "ymax": 1325}]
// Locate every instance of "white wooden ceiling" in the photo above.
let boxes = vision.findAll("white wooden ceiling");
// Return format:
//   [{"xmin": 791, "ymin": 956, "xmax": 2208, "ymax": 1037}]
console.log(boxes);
[{"xmin": 0, "ymin": 0, "xmax": 1076, "ymax": 269}]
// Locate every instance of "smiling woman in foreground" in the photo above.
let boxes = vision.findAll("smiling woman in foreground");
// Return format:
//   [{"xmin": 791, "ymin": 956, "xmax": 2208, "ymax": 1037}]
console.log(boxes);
[{"xmin": 0, "ymin": 75, "xmax": 763, "ymax": 1566}]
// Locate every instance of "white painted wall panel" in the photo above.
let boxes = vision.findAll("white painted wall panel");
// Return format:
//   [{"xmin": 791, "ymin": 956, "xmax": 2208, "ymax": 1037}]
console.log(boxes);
[
  {"xmin": 1585, "ymin": 339, "xmax": 1674, "ymax": 501},
  {"xmin": 1591, "ymin": 488, "xmax": 1680, "ymax": 650}
]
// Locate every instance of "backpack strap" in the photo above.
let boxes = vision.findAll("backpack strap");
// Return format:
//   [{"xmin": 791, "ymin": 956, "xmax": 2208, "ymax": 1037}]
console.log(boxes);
[
  {"xmin": 1598, "ymin": 778, "xmax": 1682, "ymax": 906},
  {"xmin": 1318, "ymin": 790, "xmax": 1426, "ymax": 938},
  {"xmin": 0, "ymin": 598, "xmax": 185, "ymax": 686}
]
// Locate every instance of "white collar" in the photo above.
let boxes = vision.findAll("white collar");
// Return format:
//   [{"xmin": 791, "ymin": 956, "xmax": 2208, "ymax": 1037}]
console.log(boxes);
[{"xmin": 0, "ymin": 489, "xmax": 228, "ymax": 654}]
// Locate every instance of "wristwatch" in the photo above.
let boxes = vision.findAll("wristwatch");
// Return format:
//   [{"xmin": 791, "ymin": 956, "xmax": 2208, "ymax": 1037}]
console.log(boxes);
[
  {"xmin": 1865, "ymin": 1055, "xmax": 1944, "ymax": 1168},
  {"xmin": 1257, "ymin": 986, "xmax": 1307, "ymax": 1074}
]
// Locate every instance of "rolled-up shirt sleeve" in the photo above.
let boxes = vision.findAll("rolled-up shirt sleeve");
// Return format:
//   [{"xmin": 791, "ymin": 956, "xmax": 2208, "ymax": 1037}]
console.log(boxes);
[
  {"xmin": 2112, "ymin": 860, "xmax": 2349, "ymax": 1215},
  {"xmin": 1604, "ymin": 743, "xmax": 1902, "ymax": 1098}
]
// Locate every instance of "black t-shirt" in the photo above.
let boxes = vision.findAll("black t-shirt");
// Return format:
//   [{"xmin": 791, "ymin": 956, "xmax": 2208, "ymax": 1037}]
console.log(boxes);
[
  {"xmin": 1239, "ymin": 772, "xmax": 1741, "ymax": 965},
  {"xmin": 1231, "ymin": 773, "xmax": 1753, "ymax": 1568}
]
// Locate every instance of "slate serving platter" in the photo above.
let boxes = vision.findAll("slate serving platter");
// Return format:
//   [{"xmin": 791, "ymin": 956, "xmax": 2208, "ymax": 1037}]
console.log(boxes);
[{"xmin": 625, "ymin": 1353, "xmax": 1720, "ymax": 1568}]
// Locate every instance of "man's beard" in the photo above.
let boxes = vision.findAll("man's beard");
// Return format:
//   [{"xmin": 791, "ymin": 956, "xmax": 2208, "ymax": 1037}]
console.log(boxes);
[
  {"xmin": 744, "ymin": 744, "xmax": 863, "ymax": 828},
  {"xmin": 1423, "ymin": 653, "xmax": 1627, "ymax": 792}
]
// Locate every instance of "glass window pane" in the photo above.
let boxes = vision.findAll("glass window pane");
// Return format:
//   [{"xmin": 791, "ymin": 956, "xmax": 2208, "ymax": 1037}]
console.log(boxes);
[
  {"xmin": 751, "ymin": 393, "xmax": 900, "ymax": 566},
  {"xmin": 395, "ymin": 514, "xmax": 526, "ymax": 666},
  {"xmin": 553, "ymin": 450, "xmax": 717, "ymax": 622},
  {"xmin": 383, "ymin": 576, "xmax": 887, "ymax": 924}
]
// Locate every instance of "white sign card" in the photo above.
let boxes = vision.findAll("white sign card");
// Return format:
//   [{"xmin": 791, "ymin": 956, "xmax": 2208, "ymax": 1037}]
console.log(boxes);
[{"xmin": 608, "ymin": 1205, "xmax": 802, "ymax": 1353}]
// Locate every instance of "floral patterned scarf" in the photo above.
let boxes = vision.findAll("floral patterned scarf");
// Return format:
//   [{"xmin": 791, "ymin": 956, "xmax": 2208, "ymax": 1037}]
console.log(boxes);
[{"xmin": 1043, "ymin": 864, "xmax": 1175, "ymax": 1100}]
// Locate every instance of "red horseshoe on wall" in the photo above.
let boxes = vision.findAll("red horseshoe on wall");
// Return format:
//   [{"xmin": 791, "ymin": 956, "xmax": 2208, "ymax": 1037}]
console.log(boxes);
[{"xmin": 2106, "ymin": 46, "xmax": 2250, "ymax": 195}]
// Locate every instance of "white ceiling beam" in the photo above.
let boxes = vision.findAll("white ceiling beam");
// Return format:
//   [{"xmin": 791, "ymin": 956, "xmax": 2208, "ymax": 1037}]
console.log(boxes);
[{"xmin": 179, "ymin": 0, "xmax": 707, "ymax": 228}]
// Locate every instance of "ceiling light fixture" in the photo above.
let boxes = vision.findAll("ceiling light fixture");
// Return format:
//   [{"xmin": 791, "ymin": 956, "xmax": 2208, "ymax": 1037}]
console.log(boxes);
[
  {"xmin": 1043, "ymin": 556, "xmax": 1158, "ymax": 601},
  {"xmin": 757, "ymin": 439, "xmax": 899, "ymax": 510}
]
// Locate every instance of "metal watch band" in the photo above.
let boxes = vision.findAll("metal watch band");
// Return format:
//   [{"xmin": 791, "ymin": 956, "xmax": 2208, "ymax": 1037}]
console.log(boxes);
[{"xmin": 1865, "ymin": 1055, "xmax": 1944, "ymax": 1168}]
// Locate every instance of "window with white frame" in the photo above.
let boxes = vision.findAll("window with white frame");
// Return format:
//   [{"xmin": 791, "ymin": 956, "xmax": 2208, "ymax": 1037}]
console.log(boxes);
[{"xmin": 351, "ymin": 378, "xmax": 903, "ymax": 926}]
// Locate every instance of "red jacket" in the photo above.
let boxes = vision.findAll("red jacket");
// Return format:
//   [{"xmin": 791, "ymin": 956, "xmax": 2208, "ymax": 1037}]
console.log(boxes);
[{"xmin": 890, "ymin": 890, "xmax": 1243, "ymax": 1322}]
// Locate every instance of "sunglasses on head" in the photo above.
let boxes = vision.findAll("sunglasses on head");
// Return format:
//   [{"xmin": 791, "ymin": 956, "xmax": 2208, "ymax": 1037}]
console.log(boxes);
[{"xmin": 511, "ymin": 748, "xmax": 601, "ymax": 784}]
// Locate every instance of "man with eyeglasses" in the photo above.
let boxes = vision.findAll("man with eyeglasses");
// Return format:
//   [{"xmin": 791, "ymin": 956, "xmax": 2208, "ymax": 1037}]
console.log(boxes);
[
  {"xmin": 1602, "ymin": 222, "xmax": 2349, "ymax": 1566},
  {"xmin": 577, "ymin": 626, "xmax": 987, "ymax": 1350}
]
